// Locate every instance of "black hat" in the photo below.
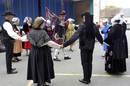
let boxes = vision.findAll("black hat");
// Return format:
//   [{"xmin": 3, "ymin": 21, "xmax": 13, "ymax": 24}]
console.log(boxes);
[
  {"xmin": 60, "ymin": 10, "xmax": 66, "ymax": 15},
  {"xmin": 1, "ymin": 11, "xmax": 16, "ymax": 16}
]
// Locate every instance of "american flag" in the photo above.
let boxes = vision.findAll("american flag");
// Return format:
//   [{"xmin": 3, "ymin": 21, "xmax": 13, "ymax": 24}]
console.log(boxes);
[{"xmin": 45, "ymin": 7, "xmax": 58, "ymax": 25}]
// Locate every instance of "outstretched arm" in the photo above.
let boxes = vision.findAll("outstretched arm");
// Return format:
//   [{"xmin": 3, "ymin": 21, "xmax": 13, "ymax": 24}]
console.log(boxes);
[
  {"xmin": 95, "ymin": 26, "xmax": 103, "ymax": 44},
  {"xmin": 47, "ymin": 41, "xmax": 61, "ymax": 49},
  {"xmin": 63, "ymin": 28, "xmax": 81, "ymax": 47}
]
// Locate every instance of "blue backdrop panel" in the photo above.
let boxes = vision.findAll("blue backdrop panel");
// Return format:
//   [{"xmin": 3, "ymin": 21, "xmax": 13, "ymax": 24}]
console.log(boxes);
[
  {"xmin": 0, "ymin": 0, "xmax": 38, "ymax": 25},
  {"xmin": 0, "ymin": 0, "xmax": 75, "ymax": 25},
  {"xmin": 43, "ymin": 0, "xmax": 75, "ymax": 19}
]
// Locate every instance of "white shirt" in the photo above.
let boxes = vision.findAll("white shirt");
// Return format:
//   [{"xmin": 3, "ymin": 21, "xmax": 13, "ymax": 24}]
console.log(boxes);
[{"xmin": 3, "ymin": 22, "xmax": 21, "ymax": 40}]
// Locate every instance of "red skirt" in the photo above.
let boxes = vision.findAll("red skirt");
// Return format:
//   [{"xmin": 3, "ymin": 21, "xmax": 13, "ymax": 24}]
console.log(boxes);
[{"xmin": 23, "ymin": 41, "xmax": 31, "ymax": 49}]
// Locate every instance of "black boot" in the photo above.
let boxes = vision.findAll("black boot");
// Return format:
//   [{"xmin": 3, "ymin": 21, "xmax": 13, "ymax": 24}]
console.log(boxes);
[
  {"xmin": 15, "ymin": 57, "xmax": 22, "ymax": 61},
  {"xmin": 79, "ymin": 79, "xmax": 91, "ymax": 84}
]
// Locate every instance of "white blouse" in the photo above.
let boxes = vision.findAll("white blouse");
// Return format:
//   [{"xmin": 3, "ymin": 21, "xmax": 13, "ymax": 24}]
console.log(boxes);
[{"xmin": 3, "ymin": 22, "xmax": 21, "ymax": 40}]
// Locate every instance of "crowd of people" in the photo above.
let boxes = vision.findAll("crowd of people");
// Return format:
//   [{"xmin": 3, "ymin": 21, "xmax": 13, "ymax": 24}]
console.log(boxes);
[{"xmin": 0, "ymin": 10, "xmax": 128, "ymax": 86}]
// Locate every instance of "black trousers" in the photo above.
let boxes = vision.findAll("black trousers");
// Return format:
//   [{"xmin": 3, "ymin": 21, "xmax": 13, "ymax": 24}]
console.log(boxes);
[
  {"xmin": 80, "ymin": 49, "xmax": 93, "ymax": 81},
  {"xmin": 3, "ymin": 39, "xmax": 14, "ymax": 73}
]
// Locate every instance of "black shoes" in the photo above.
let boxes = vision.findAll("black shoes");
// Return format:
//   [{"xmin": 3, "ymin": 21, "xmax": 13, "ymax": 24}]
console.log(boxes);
[
  {"xmin": 64, "ymin": 56, "xmax": 71, "ymax": 60},
  {"xmin": 37, "ymin": 84, "xmax": 42, "ymax": 86},
  {"xmin": 79, "ymin": 79, "xmax": 91, "ymax": 84},
  {"xmin": 7, "ymin": 70, "xmax": 18, "ymax": 74},
  {"xmin": 37, "ymin": 84, "xmax": 49, "ymax": 86},
  {"xmin": 53, "ymin": 57, "xmax": 71, "ymax": 61},
  {"xmin": 37, "ymin": 82, "xmax": 49, "ymax": 86},
  {"xmin": 12, "ymin": 59, "xmax": 19, "ymax": 62},
  {"xmin": 37, "ymin": 84, "xmax": 43, "ymax": 86},
  {"xmin": 12, "ymin": 57, "xmax": 22, "ymax": 62},
  {"xmin": 53, "ymin": 58, "xmax": 61, "ymax": 61},
  {"xmin": 15, "ymin": 57, "xmax": 22, "ymax": 61}
]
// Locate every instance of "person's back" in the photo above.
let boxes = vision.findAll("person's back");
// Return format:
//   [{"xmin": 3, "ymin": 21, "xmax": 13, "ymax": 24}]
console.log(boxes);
[
  {"xmin": 63, "ymin": 12, "xmax": 103, "ymax": 84},
  {"xmin": 29, "ymin": 29, "xmax": 50, "ymax": 47},
  {"xmin": 79, "ymin": 23, "xmax": 96, "ymax": 50}
]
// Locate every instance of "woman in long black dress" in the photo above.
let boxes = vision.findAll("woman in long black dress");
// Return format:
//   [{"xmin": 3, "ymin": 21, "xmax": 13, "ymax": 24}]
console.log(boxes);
[
  {"xmin": 27, "ymin": 17, "xmax": 61, "ymax": 86},
  {"xmin": 105, "ymin": 14, "xmax": 128, "ymax": 74}
]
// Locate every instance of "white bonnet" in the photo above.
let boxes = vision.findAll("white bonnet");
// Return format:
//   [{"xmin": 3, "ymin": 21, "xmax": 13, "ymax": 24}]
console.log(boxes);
[
  {"xmin": 12, "ymin": 17, "xmax": 20, "ymax": 24},
  {"xmin": 67, "ymin": 18, "xmax": 75, "ymax": 22},
  {"xmin": 23, "ymin": 17, "xmax": 29, "ymax": 23},
  {"xmin": 46, "ymin": 19, "xmax": 51, "ymax": 26},
  {"xmin": 111, "ymin": 13, "xmax": 126, "ymax": 25},
  {"xmin": 23, "ymin": 17, "xmax": 32, "ymax": 23}
]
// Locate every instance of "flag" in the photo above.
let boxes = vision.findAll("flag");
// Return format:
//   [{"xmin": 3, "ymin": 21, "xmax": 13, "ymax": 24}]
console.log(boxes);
[{"xmin": 45, "ymin": 7, "xmax": 58, "ymax": 25}]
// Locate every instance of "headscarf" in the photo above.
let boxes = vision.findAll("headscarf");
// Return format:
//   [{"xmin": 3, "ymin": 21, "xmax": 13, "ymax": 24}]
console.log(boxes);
[
  {"xmin": 67, "ymin": 18, "xmax": 75, "ymax": 23},
  {"xmin": 12, "ymin": 17, "xmax": 20, "ymax": 25},
  {"xmin": 46, "ymin": 19, "xmax": 51, "ymax": 27},
  {"xmin": 111, "ymin": 13, "xmax": 126, "ymax": 25}
]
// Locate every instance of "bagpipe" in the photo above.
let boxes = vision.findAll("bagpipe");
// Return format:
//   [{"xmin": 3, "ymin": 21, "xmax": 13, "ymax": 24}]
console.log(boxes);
[{"xmin": 52, "ymin": 23, "xmax": 67, "ymax": 45}]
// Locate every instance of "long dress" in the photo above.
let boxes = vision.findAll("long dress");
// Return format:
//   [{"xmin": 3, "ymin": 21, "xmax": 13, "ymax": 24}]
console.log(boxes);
[
  {"xmin": 66, "ymin": 23, "xmax": 75, "ymax": 40},
  {"xmin": 65, "ymin": 23, "xmax": 75, "ymax": 50},
  {"xmin": 105, "ymin": 23, "xmax": 127, "ymax": 73},
  {"xmin": 27, "ymin": 29, "xmax": 55, "ymax": 84}
]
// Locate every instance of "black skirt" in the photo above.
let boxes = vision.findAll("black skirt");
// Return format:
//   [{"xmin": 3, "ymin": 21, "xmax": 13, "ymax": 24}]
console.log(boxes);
[
  {"xmin": 105, "ymin": 55, "xmax": 126, "ymax": 74},
  {"xmin": 27, "ymin": 45, "xmax": 55, "ymax": 84}
]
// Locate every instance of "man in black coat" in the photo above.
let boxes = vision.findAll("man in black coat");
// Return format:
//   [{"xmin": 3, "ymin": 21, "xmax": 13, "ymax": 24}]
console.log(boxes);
[
  {"xmin": 1, "ymin": 11, "xmax": 22, "ymax": 74},
  {"xmin": 62, "ymin": 12, "xmax": 103, "ymax": 84}
]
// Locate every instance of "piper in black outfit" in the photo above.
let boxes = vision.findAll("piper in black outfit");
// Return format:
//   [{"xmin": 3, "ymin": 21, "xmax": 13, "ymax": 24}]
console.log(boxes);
[
  {"xmin": 62, "ymin": 12, "xmax": 103, "ymax": 84},
  {"xmin": 27, "ymin": 17, "xmax": 61, "ymax": 86},
  {"xmin": 53, "ymin": 10, "xmax": 71, "ymax": 61}
]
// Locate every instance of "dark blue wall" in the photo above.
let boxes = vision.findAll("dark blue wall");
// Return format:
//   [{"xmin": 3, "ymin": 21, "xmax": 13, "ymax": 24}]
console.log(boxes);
[
  {"xmin": 0, "ymin": 0, "xmax": 75, "ymax": 25},
  {"xmin": 0, "ymin": 0, "xmax": 38, "ymax": 25}
]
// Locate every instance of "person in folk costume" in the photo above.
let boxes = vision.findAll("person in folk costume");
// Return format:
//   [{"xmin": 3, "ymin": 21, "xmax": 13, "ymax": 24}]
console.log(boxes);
[
  {"xmin": 65, "ymin": 18, "xmax": 76, "ymax": 52},
  {"xmin": 44, "ymin": 19, "xmax": 54, "ymax": 40},
  {"xmin": 12, "ymin": 17, "xmax": 22, "ymax": 62},
  {"xmin": 101, "ymin": 19, "xmax": 112, "ymax": 57},
  {"xmin": 61, "ymin": 12, "xmax": 103, "ymax": 84},
  {"xmin": 52, "ymin": 10, "xmax": 71, "ymax": 61},
  {"xmin": 1, "ymin": 11, "xmax": 24, "ymax": 74},
  {"xmin": 27, "ymin": 17, "xmax": 62, "ymax": 86},
  {"xmin": 104, "ymin": 13, "xmax": 128, "ymax": 74},
  {"xmin": 22, "ymin": 17, "xmax": 32, "ymax": 56}
]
